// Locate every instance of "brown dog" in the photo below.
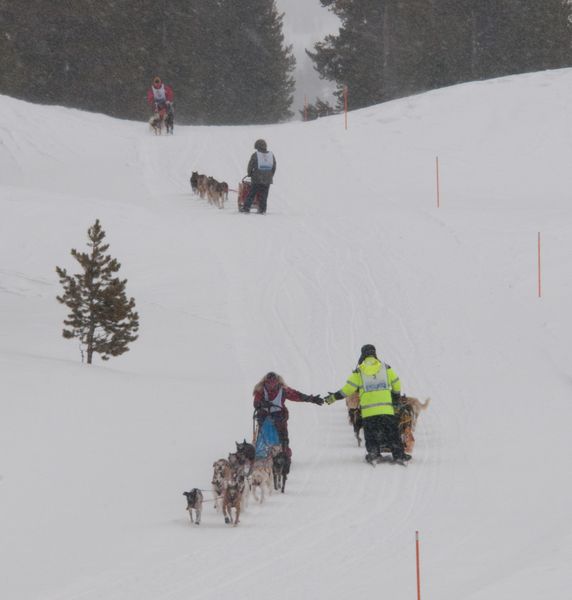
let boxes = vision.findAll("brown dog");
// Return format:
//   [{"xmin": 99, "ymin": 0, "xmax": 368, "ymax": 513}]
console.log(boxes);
[
  {"xmin": 398, "ymin": 396, "xmax": 430, "ymax": 454},
  {"xmin": 222, "ymin": 480, "xmax": 242, "ymax": 526},
  {"xmin": 197, "ymin": 174, "xmax": 209, "ymax": 199},
  {"xmin": 345, "ymin": 392, "xmax": 362, "ymax": 446}
]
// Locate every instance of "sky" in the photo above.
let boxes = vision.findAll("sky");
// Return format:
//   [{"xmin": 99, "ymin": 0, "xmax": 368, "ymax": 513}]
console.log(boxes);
[
  {"xmin": 1, "ymin": 68, "xmax": 572, "ymax": 600},
  {"xmin": 274, "ymin": 0, "xmax": 340, "ymax": 112}
]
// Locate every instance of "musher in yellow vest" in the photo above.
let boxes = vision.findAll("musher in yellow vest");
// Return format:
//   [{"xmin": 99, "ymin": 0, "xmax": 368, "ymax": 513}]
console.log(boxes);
[{"xmin": 324, "ymin": 344, "xmax": 409, "ymax": 464}]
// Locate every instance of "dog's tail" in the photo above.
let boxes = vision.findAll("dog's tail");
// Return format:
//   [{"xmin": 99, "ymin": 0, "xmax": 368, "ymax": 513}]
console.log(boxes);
[{"xmin": 420, "ymin": 397, "xmax": 431, "ymax": 410}]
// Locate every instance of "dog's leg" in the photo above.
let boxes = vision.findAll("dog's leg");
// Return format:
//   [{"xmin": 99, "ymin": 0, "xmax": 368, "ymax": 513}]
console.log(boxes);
[
  {"xmin": 404, "ymin": 427, "xmax": 415, "ymax": 453},
  {"xmin": 241, "ymin": 479, "xmax": 250, "ymax": 510}
]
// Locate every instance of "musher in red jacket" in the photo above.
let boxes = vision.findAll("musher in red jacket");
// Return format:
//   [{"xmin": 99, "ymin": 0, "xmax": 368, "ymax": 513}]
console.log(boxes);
[
  {"xmin": 253, "ymin": 372, "xmax": 323, "ymax": 457},
  {"xmin": 147, "ymin": 76, "xmax": 174, "ymax": 112}
]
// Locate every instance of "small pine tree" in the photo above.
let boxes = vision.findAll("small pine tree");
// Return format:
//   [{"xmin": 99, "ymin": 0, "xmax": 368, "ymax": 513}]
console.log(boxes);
[
  {"xmin": 56, "ymin": 219, "xmax": 139, "ymax": 364},
  {"xmin": 300, "ymin": 97, "xmax": 337, "ymax": 121}
]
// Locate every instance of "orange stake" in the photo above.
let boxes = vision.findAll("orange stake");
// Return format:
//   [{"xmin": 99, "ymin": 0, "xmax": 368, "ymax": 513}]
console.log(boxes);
[{"xmin": 416, "ymin": 531, "xmax": 422, "ymax": 600}]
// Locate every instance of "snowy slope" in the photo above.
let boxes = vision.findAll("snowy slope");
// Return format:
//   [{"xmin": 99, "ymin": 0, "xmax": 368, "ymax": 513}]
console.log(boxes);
[{"xmin": 1, "ymin": 68, "xmax": 572, "ymax": 600}]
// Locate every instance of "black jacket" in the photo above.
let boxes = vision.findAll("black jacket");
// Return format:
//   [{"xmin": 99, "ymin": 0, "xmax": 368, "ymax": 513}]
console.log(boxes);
[{"xmin": 247, "ymin": 150, "xmax": 277, "ymax": 185}]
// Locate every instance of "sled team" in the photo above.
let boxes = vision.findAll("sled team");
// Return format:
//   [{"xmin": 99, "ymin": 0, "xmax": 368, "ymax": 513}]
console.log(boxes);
[
  {"xmin": 153, "ymin": 76, "xmax": 426, "ymax": 523},
  {"xmin": 184, "ymin": 343, "xmax": 429, "ymax": 526},
  {"xmin": 147, "ymin": 76, "xmax": 278, "ymax": 213}
]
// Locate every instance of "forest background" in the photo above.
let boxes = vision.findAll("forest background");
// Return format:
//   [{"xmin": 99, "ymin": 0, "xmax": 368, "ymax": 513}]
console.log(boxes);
[{"xmin": 0, "ymin": 0, "xmax": 571, "ymax": 124}]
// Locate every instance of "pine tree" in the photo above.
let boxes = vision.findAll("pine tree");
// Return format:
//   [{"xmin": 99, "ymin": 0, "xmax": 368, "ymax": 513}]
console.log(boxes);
[
  {"xmin": 299, "ymin": 97, "xmax": 337, "ymax": 120},
  {"xmin": 201, "ymin": 0, "xmax": 296, "ymax": 124},
  {"xmin": 56, "ymin": 220, "xmax": 139, "ymax": 364},
  {"xmin": 0, "ymin": 0, "xmax": 295, "ymax": 124},
  {"xmin": 309, "ymin": 0, "xmax": 572, "ymax": 109}
]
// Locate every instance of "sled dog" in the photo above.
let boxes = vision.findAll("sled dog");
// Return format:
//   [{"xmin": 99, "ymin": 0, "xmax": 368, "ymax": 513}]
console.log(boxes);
[{"xmin": 182, "ymin": 488, "xmax": 203, "ymax": 525}]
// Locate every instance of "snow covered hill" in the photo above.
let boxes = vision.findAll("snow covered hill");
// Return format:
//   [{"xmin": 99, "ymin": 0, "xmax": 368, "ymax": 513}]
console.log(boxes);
[{"xmin": 1, "ymin": 69, "xmax": 572, "ymax": 600}]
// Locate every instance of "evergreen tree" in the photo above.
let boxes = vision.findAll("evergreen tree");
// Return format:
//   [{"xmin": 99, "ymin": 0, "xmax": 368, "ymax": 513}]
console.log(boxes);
[
  {"xmin": 307, "ymin": 0, "xmax": 386, "ymax": 110},
  {"xmin": 309, "ymin": 0, "xmax": 572, "ymax": 110},
  {"xmin": 56, "ymin": 220, "xmax": 139, "ymax": 365},
  {"xmin": 299, "ymin": 97, "xmax": 337, "ymax": 120},
  {"xmin": 0, "ymin": 0, "xmax": 295, "ymax": 124},
  {"xmin": 203, "ymin": 0, "xmax": 296, "ymax": 124}
]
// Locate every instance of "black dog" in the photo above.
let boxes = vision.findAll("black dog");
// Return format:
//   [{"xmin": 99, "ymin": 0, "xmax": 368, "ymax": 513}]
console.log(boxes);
[
  {"xmin": 190, "ymin": 171, "xmax": 199, "ymax": 194},
  {"xmin": 235, "ymin": 439, "xmax": 256, "ymax": 473},
  {"xmin": 165, "ymin": 105, "xmax": 174, "ymax": 134},
  {"xmin": 272, "ymin": 450, "xmax": 290, "ymax": 493},
  {"xmin": 183, "ymin": 488, "xmax": 203, "ymax": 524}
]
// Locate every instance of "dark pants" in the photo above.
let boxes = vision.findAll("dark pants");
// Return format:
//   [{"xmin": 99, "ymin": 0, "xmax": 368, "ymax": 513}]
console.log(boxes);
[
  {"xmin": 363, "ymin": 414, "xmax": 404, "ymax": 460},
  {"xmin": 243, "ymin": 183, "xmax": 270, "ymax": 213}
]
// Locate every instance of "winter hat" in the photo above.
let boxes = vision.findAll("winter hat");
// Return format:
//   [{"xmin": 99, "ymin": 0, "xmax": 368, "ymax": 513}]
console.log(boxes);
[
  {"xmin": 153, "ymin": 76, "xmax": 162, "ymax": 88},
  {"xmin": 358, "ymin": 344, "xmax": 377, "ymax": 364},
  {"xmin": 254, "ymin": 139, "xmax": 267, "ymax": 152}
]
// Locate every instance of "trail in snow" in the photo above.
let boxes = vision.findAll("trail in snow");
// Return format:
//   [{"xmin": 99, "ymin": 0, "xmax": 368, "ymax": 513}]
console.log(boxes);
[{"xmin": 1, "ymin": 69, "xmax": 572, "ymax": 600}]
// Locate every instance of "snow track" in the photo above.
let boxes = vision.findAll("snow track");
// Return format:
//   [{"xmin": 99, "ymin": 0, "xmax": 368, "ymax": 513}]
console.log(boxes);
[{"xmin": 2, "ymin": 69, "xmax": 572, "ymax": 600}]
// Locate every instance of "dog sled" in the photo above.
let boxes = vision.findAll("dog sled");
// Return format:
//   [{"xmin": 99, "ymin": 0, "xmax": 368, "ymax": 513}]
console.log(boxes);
[
  {"xmin": 237, "ymin": 176, "xmax": 261, "ymax": 212},
  {"xmin": 149, "ymin": 103, "xmax": 174, "ymax": 135},
  {"xmin": 253, "ymin": 416, "xmax": 290, "ymax": 492},
  {"xmin": 254, "ymin": 416, "xmax": 280, "ymax": 460}
]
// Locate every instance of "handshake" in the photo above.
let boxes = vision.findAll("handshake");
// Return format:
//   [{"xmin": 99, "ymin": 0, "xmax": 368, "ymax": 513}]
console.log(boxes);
[
  {"xmin": 306, "ymin": 393, "xmax": 338, "ymax": 406},
  {"xmin": 306, "ymin": 395, "xmax": 324, "ymax": 406}
]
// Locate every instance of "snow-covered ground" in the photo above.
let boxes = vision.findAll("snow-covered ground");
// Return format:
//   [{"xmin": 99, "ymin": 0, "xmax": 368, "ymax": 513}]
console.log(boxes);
[{"xmin": 1, "ymin": 68, "xmax": 572, "ymax": 600}]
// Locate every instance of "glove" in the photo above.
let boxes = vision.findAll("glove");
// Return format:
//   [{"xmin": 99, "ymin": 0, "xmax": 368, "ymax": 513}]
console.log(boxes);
[
  {"xmin": 308, "ymin": 395, "xmax": 324, "ymax": 406},
  {"xmin": 324, "ymin": 393, "xmax": 337, "ymax": 405}
]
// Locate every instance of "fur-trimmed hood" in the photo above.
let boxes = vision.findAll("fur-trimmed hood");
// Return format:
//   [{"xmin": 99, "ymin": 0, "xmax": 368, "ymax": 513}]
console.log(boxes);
[{"xmin": 253, "ymin": 372, "xmax": 286, "ymax": 395}]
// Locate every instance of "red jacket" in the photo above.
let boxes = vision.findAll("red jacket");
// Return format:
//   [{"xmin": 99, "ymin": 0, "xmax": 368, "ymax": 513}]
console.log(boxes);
[
  {"xmin": 147, "ymin": 84, "xmax": 174, "ymax": 108},
  {"xmin": 253, "ymin": 374, "xmax": 310, "ymax": 419}
]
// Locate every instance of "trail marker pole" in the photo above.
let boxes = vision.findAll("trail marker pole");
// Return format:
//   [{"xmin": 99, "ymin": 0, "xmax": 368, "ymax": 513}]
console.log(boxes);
[
  {"xmin": 436, "ymin": 156, "xmax": 440, "ymax": 208},
  {"xmin": 344, "ymin": 85, "xmax": 348, "ymax": 130},
  {"xmin": 415, "ymin": 530, "xmax": 422, "ymax": 600},
  {"xmin": 538, "ymin": 232, "xmax": 542, "ymax": 298}
]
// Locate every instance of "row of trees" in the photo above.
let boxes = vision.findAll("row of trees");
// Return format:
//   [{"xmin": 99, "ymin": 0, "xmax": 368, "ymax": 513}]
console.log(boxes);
[
  {"xmin": 0, "ymin": 0, "xmax": 295, "ymax": 124},
  {"xmin": 309, "ymin": 0, "xmax": 572, "ymax": 110},
  {"xmin": 1, "ymin": 1, "xmax": 571, "ymax": 122}
]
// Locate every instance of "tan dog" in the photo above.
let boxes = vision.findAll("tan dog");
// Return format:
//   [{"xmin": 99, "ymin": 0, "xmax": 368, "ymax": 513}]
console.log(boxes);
[
  {"xmin": 399, "ymin": 396, "xmax": 430, "ymax": 454},
  {"xmin": 211, "ymin": 458, "xmax": 230, "ymax": 512},
  {"xmin": 248, "ymin": 460, "xmax": 273, "ymax": 504},
  {"xmin": 206, "ymin": 176, "xmax": 220, "ymax": 207},
  {"xmin": 197, "ymin": 174, "xmax": 209, "ymax": 199},
  {"xmin": 345, "ymin": 392, "xmax": 362, "ymax": 446}
]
